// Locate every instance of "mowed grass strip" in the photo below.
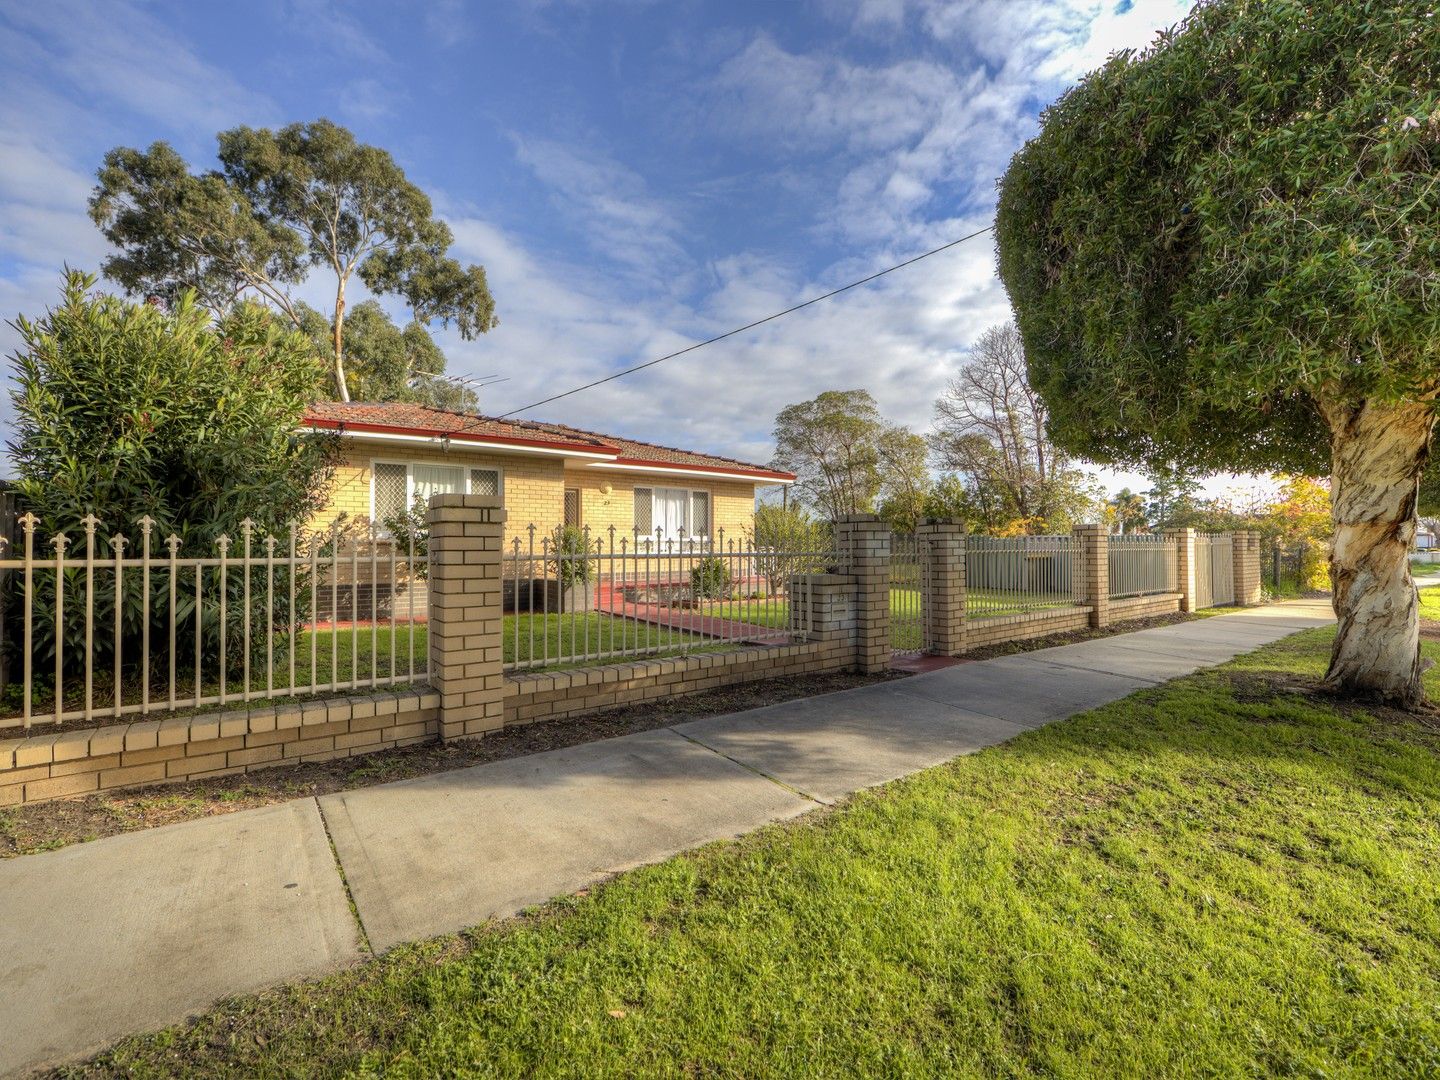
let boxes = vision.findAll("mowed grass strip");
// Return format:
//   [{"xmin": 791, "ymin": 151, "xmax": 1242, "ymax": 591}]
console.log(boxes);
[{"xmin": 71, "ymin": 627, "xmax": 1440, "ymax": 1078}]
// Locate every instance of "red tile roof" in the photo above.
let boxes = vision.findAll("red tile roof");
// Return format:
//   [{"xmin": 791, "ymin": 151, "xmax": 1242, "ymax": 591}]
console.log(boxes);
[{"xmin": 302, "ymin": 402, "xmax": 795, "ymax": 481}]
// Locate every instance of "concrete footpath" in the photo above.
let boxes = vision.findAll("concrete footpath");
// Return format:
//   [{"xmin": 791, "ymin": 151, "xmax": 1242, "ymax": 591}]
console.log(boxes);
[{"xmin": 0, "ymin": 599, "xmax": 1333, "ymax": 1076}]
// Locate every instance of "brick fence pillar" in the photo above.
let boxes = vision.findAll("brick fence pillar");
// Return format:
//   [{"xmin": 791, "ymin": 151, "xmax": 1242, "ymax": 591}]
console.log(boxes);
[
  {"xmin": 427, "ymin": 494, "xmax": 506, "ymax": 743},
  {"xmin": 836, "ymin": 514, "xmax": 891, "ymax": 674},
  {"xmin": 790, "ymin": 571, "xmax": 857, "ymax": 665},
  {"xmin": 1073, "ymin": 523, "xmax": 1109, "ymax": 628},
  {"xmin": 1163, "ymin": 527, "xmax": 1198, "ymax": 612},
  {"xmin": 1233, "ymin": 530, "xmax": 1263, "ymax": 606},
  {"xmin": 917, "ymin": 519, "xmax": 966, "ymax": 655}
]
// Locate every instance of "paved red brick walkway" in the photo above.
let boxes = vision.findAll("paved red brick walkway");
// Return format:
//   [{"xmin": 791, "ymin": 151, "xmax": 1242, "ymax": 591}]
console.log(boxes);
[{"xmin": 595, "ymin": 595, "xmax": 789, "ymax": 645}]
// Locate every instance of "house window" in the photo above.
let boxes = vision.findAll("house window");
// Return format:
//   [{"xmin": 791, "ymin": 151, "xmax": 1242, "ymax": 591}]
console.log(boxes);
[
  {"xmin": 412, "ymin": 463, "xmax": 465, "ymax": 505},
  {"xmin": 471, "ymin": 468, "xmax": 500, "ymax": 497},
  {"xmin": 564, "ymin": 488, "xmax": 581, "ymax": 528},
  {"xmin": 371, "ymin": 461, "xmax": 503, "ymax": 525},
  {"xmin": 373, "ymin": 462, "xmax": 408, "ymax": 524},
  {"xmin": 633, "ymin": 486, "xmax": 711, "ymax": 543}
]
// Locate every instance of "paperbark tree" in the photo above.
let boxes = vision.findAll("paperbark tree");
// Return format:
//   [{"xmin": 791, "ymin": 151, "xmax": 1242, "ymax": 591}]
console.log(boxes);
[{"xmin": 996, "ymin": 0, "xmax": 1439, "ymax": 705}]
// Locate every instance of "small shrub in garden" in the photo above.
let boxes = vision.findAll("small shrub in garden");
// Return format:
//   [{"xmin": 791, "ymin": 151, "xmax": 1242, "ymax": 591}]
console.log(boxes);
[
  {"xmin": 382, "ymin": 497, "xmax": 430, "ymax": 578},
  {"xmin": 4, "ymin": 271, "xmax": 336, "ymax": 683},
  {"xmin": 549, "ymin": 526, "xmax": 593, "ymax": 587},
  {"xmin": 690, "ymin": 557, "xmax": 732, "ymax": 601}
]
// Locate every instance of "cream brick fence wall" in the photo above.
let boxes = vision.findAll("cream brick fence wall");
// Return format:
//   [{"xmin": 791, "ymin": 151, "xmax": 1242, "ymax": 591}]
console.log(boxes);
[
  {"xmin": 891, "ymin": 518, "xmax": 1261, "ymax": 657},
  {"xmin": 0, "ymin": 497, "xmax": 875, "ymax": 804},
  {"xmin": 0, "ymin": 498, "xmax": 1263, "ymax": 806}
]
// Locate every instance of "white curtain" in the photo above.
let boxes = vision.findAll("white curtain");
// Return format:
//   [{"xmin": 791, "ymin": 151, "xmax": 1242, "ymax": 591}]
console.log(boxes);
[
  {"xmin": 412, "ymin": 464, "xmax": 464, "ymax": 503},
  {"xmin": 653, "ymin": 487, "xmax": 689, "ymax": 541}
]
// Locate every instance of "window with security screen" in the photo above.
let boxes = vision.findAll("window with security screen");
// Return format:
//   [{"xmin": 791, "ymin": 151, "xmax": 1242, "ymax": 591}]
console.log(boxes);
[
  {"xmin": 470, "ymin": 468, "xmax": 500, "ymax": 497},
  {"xmin": 634, "ymin": 487, "xmax": 652, "ymax": 535},
  {"xmin": 372, "ymin": 460, "xmax": 504, "ymax": 528},
  {"xmin": 373, "ymin": 462, "xmax": 407, "ymax": 524}
]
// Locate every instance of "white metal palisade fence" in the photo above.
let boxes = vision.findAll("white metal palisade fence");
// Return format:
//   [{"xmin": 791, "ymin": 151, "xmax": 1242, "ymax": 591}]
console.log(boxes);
[
  {"xmin": 501, "ymin": 524, "xmax": 836, "ymax": 671},
  {"xmin": 1108, "ymin": 534, "xmax": 1179, "ymax": 599},
  {"xmin": 965, "ymin": 535, "xmax": 1081, "ymax": 617},
  {"xmin": 0, "ymin": 513, "xmax": 427, "ymax": 731}
]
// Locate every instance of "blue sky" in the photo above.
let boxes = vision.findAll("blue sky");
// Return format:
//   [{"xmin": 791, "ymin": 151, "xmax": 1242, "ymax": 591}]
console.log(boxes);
[{"xmin": 0, "ymin": 0, "xmax": 1206, "ymax": 493}]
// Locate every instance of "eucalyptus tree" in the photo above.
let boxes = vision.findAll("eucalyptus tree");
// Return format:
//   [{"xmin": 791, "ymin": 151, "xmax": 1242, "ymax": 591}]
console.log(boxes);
[
  {"xmin": 293, "ymin": 301, "xmax": 477, "ymax": 410},
  {"xmin": 770, "ymin": 390, "xmax": 884, "ymax": 521},
  {"xmin": 996, "ymin": 0, "xmax": 1439, "ymax": 704},
  {"xmin": 90, "ymin": 119, "xmax": 497, "ymax": 401}
]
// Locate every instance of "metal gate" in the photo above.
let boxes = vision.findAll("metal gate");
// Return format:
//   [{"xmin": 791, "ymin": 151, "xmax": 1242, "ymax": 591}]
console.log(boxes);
[
  {"xmin": 890, "ymin": 534, "xmax": 930, "ymax": 655},
  {"xmin": 1194, "ymin": 533, "xmax": 1234, "ymax": 608}
]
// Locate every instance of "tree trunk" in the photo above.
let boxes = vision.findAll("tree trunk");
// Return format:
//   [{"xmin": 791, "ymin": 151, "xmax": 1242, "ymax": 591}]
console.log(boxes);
[
  {"xmin": 1320, "ymin": 397, "xmax": 1435, "ymax": 707},
  {"xmin": 332, "ymin": 286, "xmax": 349, "ymax": 401}
]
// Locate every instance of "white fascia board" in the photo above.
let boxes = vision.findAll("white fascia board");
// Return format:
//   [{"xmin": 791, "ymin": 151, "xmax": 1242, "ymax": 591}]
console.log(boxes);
[
  {"xmin": 583, "ymin": 460, "xmax": 795, "ymax": 484},
  {"xmin": 304, "ymin": 427, "xmax": 615, "ymax": 461}
]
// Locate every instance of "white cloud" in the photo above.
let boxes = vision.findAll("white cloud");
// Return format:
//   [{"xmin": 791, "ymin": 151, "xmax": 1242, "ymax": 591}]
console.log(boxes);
[
  {"xmin": 0, "ymin": 0, "xmax": 276, "ymax": 135},
  {"xmin": 281, "ymin": 0, "xmax": 393, "ymax": 66},
  {"xmin": 0, "ymin": 0, "xmax": 1202, "ymax": 502},
  {"xmin": 510, "ymin": 137, "xmax": 693, "ymax": 291}
]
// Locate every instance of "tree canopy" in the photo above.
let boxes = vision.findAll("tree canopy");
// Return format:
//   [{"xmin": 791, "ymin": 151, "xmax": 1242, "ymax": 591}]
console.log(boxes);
[
  {"xmin": 293, "ymin": 300, "xmax": 476, "ymax": 409},
  {"xmin": 8, "ymin": 272, "xmax": 335, "ymax": 545},
  {"xmin": 770, "ymin": 389, "xmax": 930, "ymax": 525},
  {"xmin": 930, "ymin": 323, "xmax": 1095, "ymax": 531},
  {"xmin": 771, "ymin": 390, "xmax": 884, "ymax": 520},
  {"xmin": 90, "ymin": 118, "xmax": 498, "ymax": 401},
  {"xmin": 996, "ymin": 0, "xmax": 1438, "ymax": 477},
  {"xmin": 995, "ymin": 0, "xmax": 1440, "ymax": 704}
]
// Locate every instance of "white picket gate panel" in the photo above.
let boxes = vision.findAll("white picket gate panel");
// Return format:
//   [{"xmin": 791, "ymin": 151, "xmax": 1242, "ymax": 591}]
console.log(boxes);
[{"xmin": 1194, "ymin": 534, "xmax": 1234, "ymax": 608}]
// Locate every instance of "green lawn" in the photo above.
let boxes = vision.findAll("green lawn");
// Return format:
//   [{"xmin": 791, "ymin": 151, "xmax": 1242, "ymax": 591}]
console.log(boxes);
[
  {"xmin": 3, "ymin": 615, "xmax": 721, "ymax": 721},
  {"xmin": 707, "ymin": 601, "xmax": 792, "ymax": 629},
  {"xmin": 281, "ymin": 614, "xmax": 719, "ymax": 680},
  {"xmin": 78, "ymin": 626, "xmax": 1440, "ymax": 1077},
  {"xmin": 500, "ymin": 612, "xmax": 713, "ymax": 668}
]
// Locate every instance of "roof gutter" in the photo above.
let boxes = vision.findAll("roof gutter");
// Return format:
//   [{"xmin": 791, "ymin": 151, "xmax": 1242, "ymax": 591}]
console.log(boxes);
[
  {"xmin": 586, "ymin": 458, "xmax": 796, "ymax": 484},
  {"xmin": 302, "ymin": 419, "xmax": 618, "ymax": 460}
]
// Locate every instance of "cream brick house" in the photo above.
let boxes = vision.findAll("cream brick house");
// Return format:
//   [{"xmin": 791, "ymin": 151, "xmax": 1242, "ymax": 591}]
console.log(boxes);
[{"xmin": 303, "ymin": 402, "xmax": 794, "ymax": 548}]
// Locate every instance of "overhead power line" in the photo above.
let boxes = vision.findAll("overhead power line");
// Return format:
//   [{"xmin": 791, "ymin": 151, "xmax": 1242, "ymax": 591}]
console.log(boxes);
[{"xmin": 493, "ymin": 224, "xmax": 995, "ymax": 419}]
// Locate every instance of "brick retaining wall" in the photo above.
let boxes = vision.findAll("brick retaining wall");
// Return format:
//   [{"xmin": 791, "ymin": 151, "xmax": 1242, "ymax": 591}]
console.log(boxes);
[
  {"xmin": 0, "ymin": 689, "xmax": 440, "ymax": 807},
  {"xmin": 964, "ymin": 606, "xmax": 1095, "ymax": 648},
  {"xmin": 1108, "ymin": 593, "xmax": 1183, "ymax": 621},
  {"xmin": 505, "ymin": 639, "xmax": 852, "ymax": 727}
]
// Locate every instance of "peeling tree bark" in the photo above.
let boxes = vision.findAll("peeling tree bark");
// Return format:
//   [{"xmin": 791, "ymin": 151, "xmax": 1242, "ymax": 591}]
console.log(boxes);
[{"xmin": 1319, "ymin": 396, "xmax": 1436, "ymax": 707}]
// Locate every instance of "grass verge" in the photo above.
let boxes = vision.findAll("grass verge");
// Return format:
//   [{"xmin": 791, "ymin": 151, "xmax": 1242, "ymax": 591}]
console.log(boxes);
[{"xmin": 63, "ymin": 624, "xmax": 1440, "ymax": 1078}]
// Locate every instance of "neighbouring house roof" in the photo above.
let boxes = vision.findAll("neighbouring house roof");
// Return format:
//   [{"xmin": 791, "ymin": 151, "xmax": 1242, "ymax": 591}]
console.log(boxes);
[{"xmin": 302, "ymin": 401, "xmax": 795, "ymax": 483}]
